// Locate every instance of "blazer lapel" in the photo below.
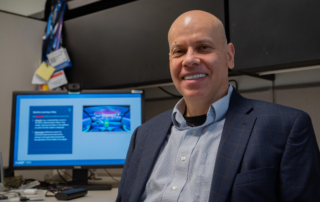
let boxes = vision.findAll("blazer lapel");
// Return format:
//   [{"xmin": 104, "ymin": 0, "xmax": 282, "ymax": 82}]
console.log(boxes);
[
  {"xmin": 129, "ymin": 112, "xmax": 173, "ymax": 202},
  {"xmin": 209, "ymin": 90, "xmax": 257, "ymax": 202}
]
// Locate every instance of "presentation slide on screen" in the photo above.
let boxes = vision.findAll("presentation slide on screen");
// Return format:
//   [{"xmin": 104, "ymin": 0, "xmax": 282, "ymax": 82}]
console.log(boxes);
[
  {"xmin": 29, "ymin": 106, "xmax": 73, "ymax": 155},
  {"xmin": 13, "ymin": 94, "xmax": 141, "ymax": 166}
]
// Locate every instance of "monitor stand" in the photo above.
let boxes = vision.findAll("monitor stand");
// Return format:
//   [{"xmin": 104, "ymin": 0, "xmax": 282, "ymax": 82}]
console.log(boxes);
[{"xmin": 57, "ymin": 169, "xmax": 112, "ymax": 190}]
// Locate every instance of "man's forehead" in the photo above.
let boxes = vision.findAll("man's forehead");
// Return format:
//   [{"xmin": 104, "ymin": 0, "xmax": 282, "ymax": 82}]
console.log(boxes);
[
  {"xmin": 170, "ymin": 24, "xmax": 214, "ymax": 37},
  {"xmin": 168, "ymin": 11, "xmax": 227, "ymax": 49},
  {"xmin": 169, "ymin": 26, "xmax": 218, "ymax": 48},
  {"xmin": 171, "ymin": 10, "xmax": 217, "ymax": 26},
  {"xmin": 170, "ymin": 17, "xmax": 214, "ymax": 36}
]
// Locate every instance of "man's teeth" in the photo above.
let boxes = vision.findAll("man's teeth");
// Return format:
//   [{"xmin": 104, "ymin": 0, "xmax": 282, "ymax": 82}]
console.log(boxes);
[{"xmin": 184, "ymin": 74, "xmax": 206, "ymax": 80}]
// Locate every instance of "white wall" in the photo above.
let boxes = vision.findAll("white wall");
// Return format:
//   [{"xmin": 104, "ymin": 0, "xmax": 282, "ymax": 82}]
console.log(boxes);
[
  {"xmin": 0, "ymin": 0, "xmax": 46, "ymax": 16},
  {"xmin": 0, "ymin": 12, "xmax": 47, "ymax": 178}
]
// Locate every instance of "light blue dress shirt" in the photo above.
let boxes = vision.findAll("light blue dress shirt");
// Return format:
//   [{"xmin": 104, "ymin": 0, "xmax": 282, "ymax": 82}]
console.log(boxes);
[{"xmin": 141, "ymin": 85, "xmax": 233, "ymax": 202}]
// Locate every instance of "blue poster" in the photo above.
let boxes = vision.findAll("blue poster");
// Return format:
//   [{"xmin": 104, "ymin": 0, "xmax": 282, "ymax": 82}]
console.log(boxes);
[{"xmin": 28, "ymin": 106, "xmax": 73, "ymax": 154}]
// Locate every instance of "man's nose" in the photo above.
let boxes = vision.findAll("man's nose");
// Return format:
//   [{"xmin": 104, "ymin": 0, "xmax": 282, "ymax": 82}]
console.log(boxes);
[{"xmin": 182, "ymin": 48, "xmax": 200, "ymax": 67}]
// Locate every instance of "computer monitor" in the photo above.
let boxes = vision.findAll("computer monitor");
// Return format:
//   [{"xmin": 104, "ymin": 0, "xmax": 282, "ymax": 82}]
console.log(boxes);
[{"xmin": 9, "ymin": 90, "xmax": 144, "ymax": 189}]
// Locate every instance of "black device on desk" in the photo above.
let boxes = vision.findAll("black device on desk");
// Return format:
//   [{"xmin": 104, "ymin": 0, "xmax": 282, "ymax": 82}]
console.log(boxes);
[
  {"xmin": 55, "ymin": 188, "xmax": 88, "ymax": 200},
  {"xmin": 8, "ymin": 90, "xmax": 144, "ymax": 190}
]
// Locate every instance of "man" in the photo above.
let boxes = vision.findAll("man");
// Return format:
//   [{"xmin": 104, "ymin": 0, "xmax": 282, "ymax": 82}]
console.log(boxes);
[{"xmin": 117, "ymin": 10, "xmax": 320, "ymax": 202}]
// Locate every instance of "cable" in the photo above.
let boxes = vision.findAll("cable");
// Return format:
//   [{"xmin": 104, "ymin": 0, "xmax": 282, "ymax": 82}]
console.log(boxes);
[
  {"xmin": 58, "ymin": 169, "xmax": 72, "ymax": 178},
  {"xmin": 158, "ymin": 87, "xmax": 182, "ymax": 98},
  {"xmin": 229, "ymin": 79, "xmax": 238, "ymax": 91},
  {"xmin": 104, "ymin": 169, "xmax": 120, "ymax": 183},
  {"xmin": 88, "ymin": 170, "xmax": 95, "ymax": 180},
  {"xmin": 57, "ymin": 169, "xmax": 69, "ymax": 184}
]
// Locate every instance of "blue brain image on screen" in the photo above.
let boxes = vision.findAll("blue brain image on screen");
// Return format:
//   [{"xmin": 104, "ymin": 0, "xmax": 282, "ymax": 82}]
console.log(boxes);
[{"xmin": 82, "ymin": 105, "xmax": 130, "ymax": 132}]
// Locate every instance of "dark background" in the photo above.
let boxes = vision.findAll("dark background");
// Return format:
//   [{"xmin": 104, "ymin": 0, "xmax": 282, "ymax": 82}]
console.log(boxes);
[{"xmin": 60, "ymin": 0, "xmax": 320, "ymax": 89}]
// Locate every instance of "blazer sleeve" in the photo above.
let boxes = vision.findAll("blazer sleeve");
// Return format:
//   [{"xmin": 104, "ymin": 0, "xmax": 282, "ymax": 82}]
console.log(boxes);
[
  {"xmin": 116, "ymin": 127, "xmax": 139, "ymax": 202},
  {"xmin": 279, "ymin": 112, "xmax": 320, "ymax": 201}
]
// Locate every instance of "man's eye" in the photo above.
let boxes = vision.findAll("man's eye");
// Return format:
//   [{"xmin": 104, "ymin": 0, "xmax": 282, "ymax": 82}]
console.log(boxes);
[
  {"xmin": 174, "ymin": 49, "xmax": 183, "ymax": 54},
  {"xmin": 201, "ymin": 45, "xmax": 209, "ymax": 49}
]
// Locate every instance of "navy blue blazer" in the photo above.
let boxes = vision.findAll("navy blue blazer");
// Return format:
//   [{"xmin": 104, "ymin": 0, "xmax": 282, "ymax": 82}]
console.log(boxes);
[{"xmin": 117, "ymin": 90, "xmax": 320, "ymax": 202}]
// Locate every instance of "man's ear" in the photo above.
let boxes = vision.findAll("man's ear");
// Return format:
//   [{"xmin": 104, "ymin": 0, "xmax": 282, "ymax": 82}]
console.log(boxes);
[{"xmin": 226, "ymin": 43, "xmax": 235, "ymax": 70}]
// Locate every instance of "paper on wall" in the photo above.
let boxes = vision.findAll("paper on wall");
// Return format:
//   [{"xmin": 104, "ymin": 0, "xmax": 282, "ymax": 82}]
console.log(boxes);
[{"xmin": 48, "ymin": 70, "xmax": 68, "ymax": 89}]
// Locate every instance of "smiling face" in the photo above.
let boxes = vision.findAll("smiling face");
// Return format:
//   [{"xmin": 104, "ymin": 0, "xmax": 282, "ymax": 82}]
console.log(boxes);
[{"xmin": 168, "ymin": 11, "xmax": 235, "ymax": 114}]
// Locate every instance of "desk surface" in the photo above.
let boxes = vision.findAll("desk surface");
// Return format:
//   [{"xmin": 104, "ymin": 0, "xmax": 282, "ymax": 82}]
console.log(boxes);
[{"xmin": 38, "ymin": 189, "xmax": 118, "ymax": 202}]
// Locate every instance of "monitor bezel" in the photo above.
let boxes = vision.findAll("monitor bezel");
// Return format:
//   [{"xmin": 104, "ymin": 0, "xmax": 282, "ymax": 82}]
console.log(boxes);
[{"xmin": 9, "ymin": 89, "xmax": 144, "ymax": 170}]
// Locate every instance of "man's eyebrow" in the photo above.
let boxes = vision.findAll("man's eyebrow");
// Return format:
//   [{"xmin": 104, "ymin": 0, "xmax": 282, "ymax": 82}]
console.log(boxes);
[
  {"xmin": 170, "ymin": 43, "xmax": 184, "ymax": 52},
  {"xmin": 170, "ymin": 39, "xmax": 216, "ymax": 52}
]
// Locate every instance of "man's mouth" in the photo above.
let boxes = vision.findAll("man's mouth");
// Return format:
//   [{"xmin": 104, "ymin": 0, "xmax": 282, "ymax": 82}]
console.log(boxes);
[{"xmin": 183, "ymin": 74, "xmax": 207, "ymax": 80}]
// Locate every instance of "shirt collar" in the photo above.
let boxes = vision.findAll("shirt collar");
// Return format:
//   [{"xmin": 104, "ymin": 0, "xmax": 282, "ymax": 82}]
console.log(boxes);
[{"xmin": 172, "ymin": 84, "xmax": 233, "ymax": 130}]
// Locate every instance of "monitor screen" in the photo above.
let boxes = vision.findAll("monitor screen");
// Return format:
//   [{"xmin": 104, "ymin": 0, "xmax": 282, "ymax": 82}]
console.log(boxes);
[{"xmin": 10, "ymin": 90, "xmax": 143, "ymax": 169}]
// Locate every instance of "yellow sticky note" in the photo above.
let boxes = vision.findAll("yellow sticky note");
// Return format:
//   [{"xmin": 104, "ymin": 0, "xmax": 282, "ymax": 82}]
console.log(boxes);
[{"xmin": 35, "ymin": 62, "xmax": 55, "ymax": 81}]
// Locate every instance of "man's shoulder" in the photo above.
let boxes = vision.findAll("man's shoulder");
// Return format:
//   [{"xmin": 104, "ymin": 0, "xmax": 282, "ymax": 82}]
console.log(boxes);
[
  {"xmin": 231, "ymin": 89, "xmax": 308, "ymax": 119},
  {"xmin": 139, "ymin": 109, "xmax": 173, "ymax": 130},
  {"xmin": 245, "ymin": 97, "xmax": 309, "ymax": 120},
  {"xmin": 132, "ymin": 109, "xmax": 173, "ymax": 144}
]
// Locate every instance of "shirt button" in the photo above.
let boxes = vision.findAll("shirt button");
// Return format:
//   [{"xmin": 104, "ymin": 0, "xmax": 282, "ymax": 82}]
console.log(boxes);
[
  {"xmin": 172, "ymin": 186, "xmax": 177, "ymax": 191},
  {"xmin": 181, "ymin": 157, "xmax": 186, "ymax": 161},
  {"xmin": 192, "ymin": 131, "xmax": 196, "ymax": 135}
]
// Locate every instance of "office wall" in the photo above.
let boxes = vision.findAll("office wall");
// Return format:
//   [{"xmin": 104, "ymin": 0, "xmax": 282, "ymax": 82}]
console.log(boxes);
[
  {"xmin": 0, "ymin": 12, "xmax": 46, "ymax": 178},
  {"xmin": 0, "ymin": 0, "xmax": 46, "ymax": 16},
  {"xmin": 275, "ymin": 85, "xmax": 320, "ymax": 137}
]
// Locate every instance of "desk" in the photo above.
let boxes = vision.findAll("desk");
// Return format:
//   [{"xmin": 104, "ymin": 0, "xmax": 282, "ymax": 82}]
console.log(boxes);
[
  {"xmin": 12, "ymin": 189, "xmax": 118, "ymax": 202},
  {"xmin": 47, "ymin": 189, "xmax": 118, "ymax": 202}
]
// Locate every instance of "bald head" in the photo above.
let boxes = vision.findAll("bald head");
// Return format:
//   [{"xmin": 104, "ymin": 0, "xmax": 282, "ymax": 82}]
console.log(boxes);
[{"xmin": 168, "ymin": 10, "xmax": 227, "ymax": 50}]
